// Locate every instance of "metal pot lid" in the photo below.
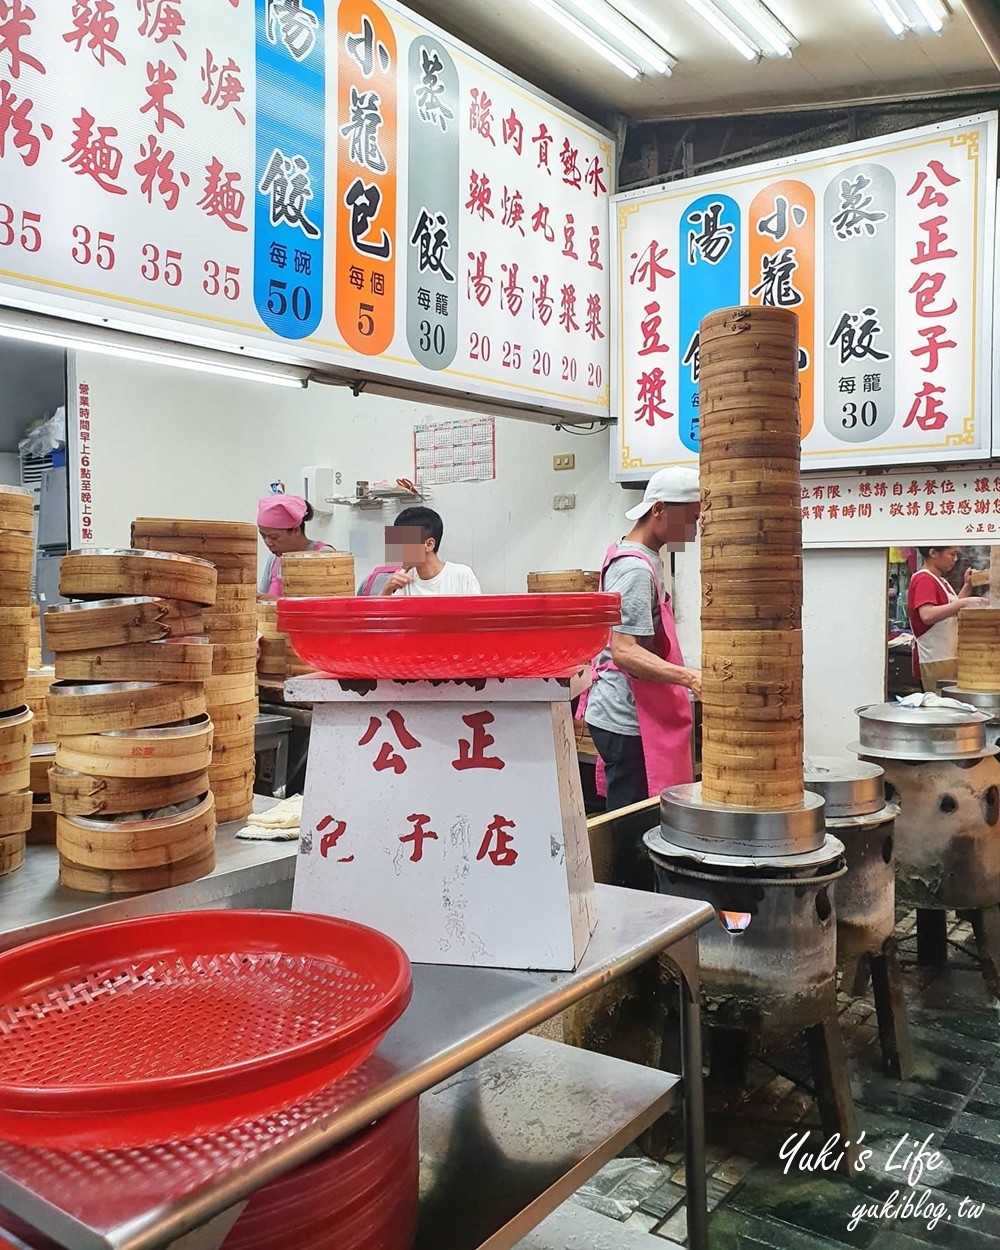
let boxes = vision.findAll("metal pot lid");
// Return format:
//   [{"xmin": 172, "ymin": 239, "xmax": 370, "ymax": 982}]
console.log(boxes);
[
  {"xmin": 645, "ymin": 827, "xmax": 845, "ymax": 871},
  {"xmin": 66, "ymin": 548, "xmax": 215, "ymax": 570},
  {"xmin": 803, "ymin": 756, "xmax": 885, "ymax": 818},
  {"xmin": 659, "ymin": 783, "xmax": 826, "ymax": 858},
  {"xmin": 62, "ymin": 791, "xmax": 212, "ymax": 832},
  {"xmin": 48, "ymin": 680, "xmax": 173, "ymax": 696},
  {"xmin": 849, "ymin": 742, "xmax": 1000, "ymax": 762},
  {"xmin": 102, "ymin": 713, "xmax": 212, "ymax": 739},
  {"xmin": 856, "ymin": 702, "xmax": 989, "ymax": 726},
  {"xmin": 46, "ymin": 596, "xmax": 168, "ymax": 613},
  {"xmin": 825, "ymin": 801, "xmax": 899, "ymax": 830}
]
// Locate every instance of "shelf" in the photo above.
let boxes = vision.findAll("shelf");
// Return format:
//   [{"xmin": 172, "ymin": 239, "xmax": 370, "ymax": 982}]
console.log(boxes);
[{"xmin": 417, "ymin": 1033, "xmax": 677, "ymax": 1250}]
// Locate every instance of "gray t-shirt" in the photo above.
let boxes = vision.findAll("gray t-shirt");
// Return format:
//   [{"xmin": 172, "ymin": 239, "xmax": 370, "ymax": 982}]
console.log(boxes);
[{"xmin": 585, "ymin": 541, "xmax": 665, "ymax": 737}]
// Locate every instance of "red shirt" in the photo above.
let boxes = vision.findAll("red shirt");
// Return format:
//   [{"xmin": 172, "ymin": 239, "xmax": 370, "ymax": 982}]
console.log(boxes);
[{"xmin": 907, "ymin": 569, "xmax": 950, "ymax": 640}]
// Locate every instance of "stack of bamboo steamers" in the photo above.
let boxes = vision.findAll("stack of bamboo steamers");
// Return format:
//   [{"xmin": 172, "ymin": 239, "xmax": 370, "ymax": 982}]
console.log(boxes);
[
  {"xmin": 0, "ymin": 486, "xmax": 35, "ymax": 876},
  {"xmin": 258, "ymin": 550, "xmax": 356, "ymax": 684},
  {"xmin": 131, "ymin": 520, "xmax": 259, "ymax": 824},
  {"xmin": 699, "ymin": 306, "xmax": 804, "ymax": 808},
  {"xmin": 46, "ymin": 549, "xmax": 218, "ymax": 892}
]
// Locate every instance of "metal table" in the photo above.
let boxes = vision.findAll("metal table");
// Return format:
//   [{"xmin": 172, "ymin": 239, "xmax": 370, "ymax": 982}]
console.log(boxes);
[{"xmin": 0, "ymin": 886, "xmax": 711, "ymax": 1250}]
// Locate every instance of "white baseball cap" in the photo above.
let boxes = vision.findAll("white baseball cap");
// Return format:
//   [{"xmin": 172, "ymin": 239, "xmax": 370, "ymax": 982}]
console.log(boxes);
[{"xmin": 625, "ymin": 466, "xmax": 700, "ymax": 520}]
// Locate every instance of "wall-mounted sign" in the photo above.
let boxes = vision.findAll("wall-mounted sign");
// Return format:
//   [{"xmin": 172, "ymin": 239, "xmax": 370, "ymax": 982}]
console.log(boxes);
[
  {"xmin": 612, "ymin": 113, "xmax": 997, "ymax": 478},
  {"xmin": 0, "ymin": 0, "xmax": 612, "ymax": 420}
]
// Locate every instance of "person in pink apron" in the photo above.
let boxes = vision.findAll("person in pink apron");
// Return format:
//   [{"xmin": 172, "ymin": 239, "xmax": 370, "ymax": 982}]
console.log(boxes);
[
  {"xmin": 257, "ymin": 494, "xmax": 332, "ymax": 597},
  {"xmin": 580, "ymin": 466, "xmax": 702, "ymax": 816}
]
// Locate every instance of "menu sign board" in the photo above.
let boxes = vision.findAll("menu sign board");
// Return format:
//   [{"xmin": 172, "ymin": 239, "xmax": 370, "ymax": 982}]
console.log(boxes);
[
  {"xmin": 0, "ymin": 0, "xmax": 612, "ymax": 419},
  {"xmin": 612, "ymin": 113, "xmax": 997, "ymax": 476}
]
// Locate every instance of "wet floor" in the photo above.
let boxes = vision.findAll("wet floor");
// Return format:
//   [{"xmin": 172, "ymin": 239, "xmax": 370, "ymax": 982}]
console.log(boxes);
[{"xmin": 566, "ymin": 910, "xmax": 1000, "ymax": 1248}]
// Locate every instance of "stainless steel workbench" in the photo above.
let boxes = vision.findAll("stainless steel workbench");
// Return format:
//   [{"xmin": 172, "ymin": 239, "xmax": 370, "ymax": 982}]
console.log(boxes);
[{"xmin": 0, "ymin": 853, "xmax": 712, "ymax": 1250}]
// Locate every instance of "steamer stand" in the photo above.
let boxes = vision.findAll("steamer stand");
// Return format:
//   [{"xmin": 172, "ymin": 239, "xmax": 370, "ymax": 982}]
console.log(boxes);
[{"xmin": 852, "ymin": 702, "xmax": 1000, "ymax": 997}]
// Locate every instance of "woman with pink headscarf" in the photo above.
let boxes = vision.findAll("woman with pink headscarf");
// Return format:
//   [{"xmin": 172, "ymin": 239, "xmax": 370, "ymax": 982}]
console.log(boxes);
[{"xmin": 257, "ymin": 494, "xmax": 331, "ymax": 597}]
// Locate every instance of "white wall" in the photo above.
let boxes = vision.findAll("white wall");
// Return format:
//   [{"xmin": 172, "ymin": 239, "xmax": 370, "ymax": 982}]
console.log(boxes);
[
  {"xmin": 0, "ymin": 453, "xmax": 19, "ymax": 486},
  {"xmin": 78, "ymin": 352, "xmax": 636, "ymax": 594}
]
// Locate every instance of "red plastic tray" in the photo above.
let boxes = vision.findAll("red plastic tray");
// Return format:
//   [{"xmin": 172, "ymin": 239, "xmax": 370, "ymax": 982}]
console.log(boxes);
[
  {"xmin": 277, "ymin": 592, "xmax": 621, "ymax": 679},
  {"xmin": 0, "ymin": 911, "xmax": 411, "ymax": 1148}
]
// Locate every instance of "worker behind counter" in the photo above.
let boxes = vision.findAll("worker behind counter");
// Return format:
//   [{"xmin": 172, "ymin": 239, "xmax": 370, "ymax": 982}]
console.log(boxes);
[
  {"xmin": 907, "ymin": 545, "xmax": 984, "ymax": 691},
  {"xmin": 581, "ymin": 467, "xmax": 701, "ymax": 813},
  {"xmin": 257, "ymin": 494, "xmax": 332, "ymax": 598},
  {"xmin": 382, "ymin": 506, "xmax": 482, "ymax": 596}
]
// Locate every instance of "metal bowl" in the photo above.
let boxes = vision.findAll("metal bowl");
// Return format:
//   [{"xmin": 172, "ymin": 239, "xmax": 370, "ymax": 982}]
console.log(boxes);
[
  {"xmin": 61, "ymin": 792, "xmax": 213, "ymax": 833},
  {"xmin": 46, "ymin": 596, "xmax": 167, "ymax": 614},
  {"xmin": 803, "ymin": 756, "xmax": 885, "ymax": 818},
  {"xmin": 65, "ymin": 549, "xmax": 215, "ymax": 570},
  {"xmin": 102, "ymin": 713, "xmax": 213, "ymax": 740},
  {"xmin": 659, "ymin": 783, "xmax": 827, "ymax": 857}
]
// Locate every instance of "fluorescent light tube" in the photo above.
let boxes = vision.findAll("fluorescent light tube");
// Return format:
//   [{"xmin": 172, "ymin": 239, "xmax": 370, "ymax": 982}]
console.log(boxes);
[
  {"xmin": 0, "ymin": 311, "xmax": 310, "ymax": 388},
  {"xmin": 911, "ymin": 0, "xmax": 946, "ymax": 32},
  {"xmin": 726, "ymin": 0, "xmax": 796, "ymax": 56},
  {"xmin": 568, "ymin": 0, "xmax": 676, "ymax": 73},
  {"xmin": 680, "ymin": 0, "xmax": 759, "ymax": 60},
  {"xmin": 868, "ymin": 0, "xmax": 907, "ymax": 36},
  {"xmin": 526, "ymin": 0, "xmax": 643, "ymax": 76}
]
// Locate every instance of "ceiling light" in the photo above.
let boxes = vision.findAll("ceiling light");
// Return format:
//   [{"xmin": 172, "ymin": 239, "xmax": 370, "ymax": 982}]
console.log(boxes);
[
  {"xmin": 0, "ymin": 308, "xmax": 310, "ymax": 388},
  {"xmin": 867, "ymin": 0, "xmax": 950, "ymax": 36},
  {"xmin": 726, "ymin": 0, "xmax": 797, "ymax": 56},
  {"xmin": 679, "ymin": 0, "xmax": 760, "ymax": 60},
  {"xmin": 525, "ymin": 0, "xmax": 645, "ymax": 77},
  {"xmin": 568, "ymin": 0, "xmax": 677, "ymax": 74}
]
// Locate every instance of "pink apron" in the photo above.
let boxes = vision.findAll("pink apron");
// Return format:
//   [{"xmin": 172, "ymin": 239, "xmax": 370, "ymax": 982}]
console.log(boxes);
[
  {"xmin": 578, "ymin": 542, "xmax": 694, "ymax": 799},
  {"xmin": 266, "ymin": 541, "xmax": 331, "ymax": 597}
]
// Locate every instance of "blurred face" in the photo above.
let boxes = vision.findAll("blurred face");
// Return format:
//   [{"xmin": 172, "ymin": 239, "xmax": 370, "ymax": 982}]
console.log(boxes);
[
  {"xmin": 928, "ymin": 547, "xmax": 960, "ymax": 574},
  {"xmin": 385, "ymin": 525, "xmax": 432, "ymax": 569},
  {"xmin": 647, "ymin": 501, "xmax": 700, "ymax": 552},
  {"xmin": 259, "ymin": 525, "xmax": 301, "ymax": 557}
]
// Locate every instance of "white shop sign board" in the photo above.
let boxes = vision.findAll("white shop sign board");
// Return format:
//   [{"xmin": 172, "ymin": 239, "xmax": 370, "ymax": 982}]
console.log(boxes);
[
  {"xmin": 611, "ymin": 113, "xmax": 998, "ymax": 476},
  {"xmin": 288, "ymin": 678, "xmax": 597, "ymax": 970},
  {"xmin": 0, "ymin": 0, "xmax": 612, "ymax": 420}
]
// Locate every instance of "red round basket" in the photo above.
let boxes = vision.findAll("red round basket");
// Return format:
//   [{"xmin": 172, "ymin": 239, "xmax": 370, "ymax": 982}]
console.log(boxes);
[
  {"xmin": 0, "ymin": 911, "xmax": 411, "ymax": 1148},
  {"xmin": 277, "ymin": 592, "xmax": 620, "ymax": 680}
]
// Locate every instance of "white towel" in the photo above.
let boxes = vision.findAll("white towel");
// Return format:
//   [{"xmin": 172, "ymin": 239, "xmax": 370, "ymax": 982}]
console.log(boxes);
[{"xmin": 235, "ymin": 795, "xmax": 302, "ymax": 841}]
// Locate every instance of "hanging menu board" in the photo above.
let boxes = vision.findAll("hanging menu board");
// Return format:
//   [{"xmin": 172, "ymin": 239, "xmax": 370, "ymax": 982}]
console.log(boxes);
[
  {"xmin": 0, "ymin": 0, "xmax": 612, "ymax": 420},
  {"xmin": 612, "ymin": 113, "xmax": 997, "ymax": 477}
]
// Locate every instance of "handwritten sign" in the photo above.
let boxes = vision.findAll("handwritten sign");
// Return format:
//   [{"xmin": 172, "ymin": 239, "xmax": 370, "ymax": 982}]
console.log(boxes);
[{"xmin": 289, "ymin": 677, "xmax": 597, "ymax": 969}]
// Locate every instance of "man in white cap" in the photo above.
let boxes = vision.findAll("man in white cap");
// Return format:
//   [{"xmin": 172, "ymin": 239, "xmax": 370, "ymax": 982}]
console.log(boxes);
[{"xmin": 581, "ymin": 466, "xmax": 701, "ymax": 814}]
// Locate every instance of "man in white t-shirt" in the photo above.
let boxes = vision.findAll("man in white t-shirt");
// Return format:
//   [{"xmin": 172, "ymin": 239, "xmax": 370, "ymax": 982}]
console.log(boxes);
[{"xmin": 383, "ymin": 506, "xmax": 482, "ymax": 596}]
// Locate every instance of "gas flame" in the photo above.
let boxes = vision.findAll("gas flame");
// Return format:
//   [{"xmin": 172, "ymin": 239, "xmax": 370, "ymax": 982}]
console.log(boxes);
[{"xmin": 719, "ymin": 911, "xmax": 752, "ymax": 934}]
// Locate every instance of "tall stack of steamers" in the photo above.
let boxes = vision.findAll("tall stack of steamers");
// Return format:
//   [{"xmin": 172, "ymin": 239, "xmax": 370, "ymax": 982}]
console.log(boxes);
[
  {"xmin": 46, "ymin": 549, "xmax": 218, "ymax": 892},
  {"xmin": 0, "ymin": 486, "xmax": 35, "ymax": 876},
  {"xmin": 131, "ymin": 520, "xmax": 260, "ymax": 824}
]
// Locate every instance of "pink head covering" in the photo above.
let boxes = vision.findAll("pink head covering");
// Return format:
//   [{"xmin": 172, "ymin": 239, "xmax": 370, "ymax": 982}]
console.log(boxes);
[{"xmin": 257, "ymin": 494, "xmax": 308, "ymax": 529}]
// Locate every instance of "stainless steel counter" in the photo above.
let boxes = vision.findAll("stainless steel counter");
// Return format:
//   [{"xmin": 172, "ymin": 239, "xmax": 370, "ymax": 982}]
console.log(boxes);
[
  {"xmin": 0, "ymin": 885, "xmax": 712, "ymax": 1250},
  {"xmin": 0, "ymin": 800, "xmax": 295, "ymax": 952}
]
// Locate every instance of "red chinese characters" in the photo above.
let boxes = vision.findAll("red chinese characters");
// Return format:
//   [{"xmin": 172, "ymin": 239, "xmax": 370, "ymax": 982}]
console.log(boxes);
[
  {"xmin": 78, "ymin": 382, "xmax": 93, "ymax": 541},
  {"xmin": 135, "ymin": 134, "xmax": 188, "ymax": 209},
  {"xmin": 64, "ymin": 109, "xmax": 126, "ymax": 195},
  {"xmin": 400, "ymin": 813, "xmax": 437, "ymax": 862},
  {"xmin": 452, "ymin": 711, "xmax": 505, "ymax": 771},
  {"xmin": 903, "ymin": 157, "xmax": 961, "ymax": 433},
  {"xmin": 0, "ymin": 1, "xmax": 43, "ymax": 79},
  {"xmin": 316, "ymin": 815, "xmax": 354, "ymax": 863},
  {"xmin": 64, "ymin": 0, "xmax": 126, "ymax": 68},
  {"xmin": 198, "ymin": 158, "xmax": 248, "ymax": 232},
  {"xmin": 202, "ymin": 50, "xmax": 246, "ymax": 126},
  {"xmin": 359, "ymin": 709, "xmax": 421, "ymax": 773},
  {"xmin": 140, "ymin": 59, "xmax": 184, "ymax": 133},
  {"xmin": 0, "ymin": 78, "xmax": 50, "ymax": 166},
  {"xmin": 477, "ymin": 815, "xmax": 518, "ymax": 867},
  {"xmin": 137, "ymin": 0, "xmax": 186, "ymax": 62}
]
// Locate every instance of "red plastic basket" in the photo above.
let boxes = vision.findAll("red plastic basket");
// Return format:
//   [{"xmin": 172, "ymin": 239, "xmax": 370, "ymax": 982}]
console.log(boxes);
[
  {"xmin": 0, "ymin": 911, "xmax": 411, "ymax": 1148},
  {"xmin": 277, "ymin": 592, "xmax": 621, "ymax": 679}
]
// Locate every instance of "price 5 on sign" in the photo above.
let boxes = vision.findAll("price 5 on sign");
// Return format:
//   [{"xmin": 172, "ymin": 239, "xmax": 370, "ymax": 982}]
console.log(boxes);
[{"xmin": 0, "ymin": 0, "xmax": 612, "ymax": 421}]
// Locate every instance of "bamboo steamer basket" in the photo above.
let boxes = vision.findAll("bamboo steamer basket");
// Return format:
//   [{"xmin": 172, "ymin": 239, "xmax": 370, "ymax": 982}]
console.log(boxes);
[
  {"xmin": 49, "ymin": 766, "xmax": 210, "ymax": 817},
  {"xmin": 0, "ymin": 789, "xmax": 31, "ymax": 836},
  {"xmin": 59, "ymin": 550, "xmax": 218, "ymax": 606},
  {"xmin": 132, "ymin": 537, "xmax": 257, "ymax": 573},
  {"xmin": 45, "ymin": 597, "xmax": 205, "ymax": 652},
  {"xmin": 0, "ymin": 706, "xmax": 32, "ymax": 796},
  {"xmin": 703, "ymin": 630, "xmax": 803, "ymax": 658},
  {"xmin": 131, "ymin": 528, "xmax": 257, "ymax": 556},
  {"xmin": 0, "ymin": 679, "xmax": 25, "ymax": 714},
  {"xmin": 0, "ymin": 565, "xmax": 33, "ymax": 601},
  {"xmin": 279, "ymin": 551, "xmax": 356, "ymax": 598},
  {"xmin": 205, "ymin": 673, "xmax": 257, "ymax": 705},
  {"xmin": 55, "ymin": 713, "xmax": 214, "ymax": 779},
  {"xmin": 57, "ymin": 793, "xmax": 216, "ymax": 869},
  {"xmin": 257, "ymin": 602, "xmax": 281, "ymax": 638},
  {"xmin": 203, "ymin": 595, "xmax": 257, "ymax": 620},
  {"xmin": 0, "ymin": 832, "xmax": 25, "ymax": 877},
  {"xmin": 209, "ymin": 755, "xmax": 256, "ymax": 784},
  {"xmin": 208, "ymin": 701, "xmax": 258, "ymax": 734},
  {"xmin": 526, "ymin": 570, "xmax": 601, "ymax": 593},
  {"xmin": 0, "ymin": 621, "xmax": 29, "ymax": 680},
  {"xmin": 700, "ymin": 306, "xmax": 798, "ymax": 338},
  {"xmin": 215, "ymin": 567, "xmax": 259, "ymax": 587},
  {"xmin": 210, "ymin": 724, "xmax": 255, "ymax": 758},
  {"xmin": 24, "ymin": 675, "xmax": 53, "ymax": 740},
  {"xmin": 0, "ymin": 485, "xmax": 33, "ymax": 533},
  {"xmin": 55, "ymin": 637, "xmax": 213, "ymax": 684},
  {"xmin": 29, "ymin": 744, "xmax": 55, "ymax": 793},
  {"xmin": 59, "ymin": 843, "xmax": 216, "ymax": 894},
  {"xmin": 216, "ymin": 583, "xmax": 258, "ymax": 602},
  {"xmin": 703, "ymin": 605, "xmax": 802, "ymax": 631},
  {"xmin": 202, "ymin": 614, "xmax": 258, "ymax": 642},
  {"xmin": 132, "ymin": 517, "xmax": 257, "ymax": 541},
  {"xmin": 46, "ymin": 681, "xmax": 207, "ymax": 737},
  {"xmin": 28, "ymin": 801, "xmax": 57, "ymax": 845},
  {"xmin": 213, "ymin": 794, "xmax": 254, "ymax": 825},
  {"xmin": 212, "ymin": 641, "xmax": 258, "ymax": 675},
  {"xmin": 28, "ymin": 606, "xmax": 42, "ymax": 669},
  {"xmin": 957, "ymin": 610, "xmax": 1000, "ymax": 692}
]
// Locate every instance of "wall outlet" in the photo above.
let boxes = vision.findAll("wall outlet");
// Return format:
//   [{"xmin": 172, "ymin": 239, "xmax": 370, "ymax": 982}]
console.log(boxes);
[
  {"xmin": 553, "ymin": 493, "xmax": 576, "ymax": 511},
  {"xmin": 553, "ymin": 454, "xmax": 575, "ymax": 470}
]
